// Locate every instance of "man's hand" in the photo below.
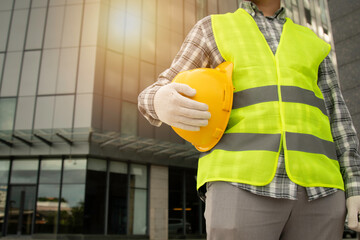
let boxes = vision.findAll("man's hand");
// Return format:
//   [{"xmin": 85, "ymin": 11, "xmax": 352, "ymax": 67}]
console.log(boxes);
[
  {"xmin": 154, "ymin": 82, "xmax": 211, "ymax": 131},
  {"xmin": 346, "ymin": 196, "xmax": 360, "ymax": 231}
]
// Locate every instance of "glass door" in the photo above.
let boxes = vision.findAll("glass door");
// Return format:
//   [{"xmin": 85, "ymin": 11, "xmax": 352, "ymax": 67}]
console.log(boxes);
[{"xmin": 6, "ymin": 185, "xmax": 36, "ymax": 235}]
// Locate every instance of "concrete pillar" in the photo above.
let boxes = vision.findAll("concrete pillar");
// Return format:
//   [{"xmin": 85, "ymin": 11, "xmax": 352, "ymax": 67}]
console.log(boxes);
[{"xmin": 149, "ymin": 165, "xmax": 168, "ymax": 240}]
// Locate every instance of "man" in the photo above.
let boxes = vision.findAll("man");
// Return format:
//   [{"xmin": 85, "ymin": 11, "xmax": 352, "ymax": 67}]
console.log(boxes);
[{"xmin": 138, "ymin": 0, "xmax": 360, "ymax": 239}]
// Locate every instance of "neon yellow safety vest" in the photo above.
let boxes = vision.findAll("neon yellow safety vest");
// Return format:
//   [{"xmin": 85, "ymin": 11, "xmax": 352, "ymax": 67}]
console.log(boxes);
[{"xmin": 196, "ymin": 9, "xmax": 344, "ymax": 191}]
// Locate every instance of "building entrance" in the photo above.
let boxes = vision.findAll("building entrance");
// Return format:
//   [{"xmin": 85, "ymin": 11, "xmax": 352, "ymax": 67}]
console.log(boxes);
[{"xmin": 6, "ymin": 185, "xmax": 36, "ymax": 235}]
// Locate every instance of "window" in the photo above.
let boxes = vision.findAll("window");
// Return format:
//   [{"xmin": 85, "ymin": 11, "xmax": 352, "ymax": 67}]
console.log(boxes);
[
  {"xmin": 121, "ymin": 101, "xmax": 138, "ymax": 136},
  {"xmin": 0, "ymin": 52, "xmax": 22, "ymax": 97},
  {"xmin": 26, "ymin": 7, "xmax": 47, "ymax": 50},
  {"xmin": 53, "ymin": 95, "xmax": 74, "ymax": 129},
  {"xmin": 8, "ymin": 10, "xmax": 29, "ymax": 51},
  {"xmin": 57, "ymin": 48, "xmax": 78, "ymax": 94},
  {"xmin": 84, "ymin": 159, "xmax": 107, "ymax": 234},
  {"xmin": 169, "ymin": 168, "xmax": 205, "ymax": 237},
  {"xmin": 36, "ymin": 160, "xmax": 62, "ymax": 235},
  {"xmin": 108, "ymin": 161, "xmax": 128, "ymax": 234},
  {"xmin": 15, "ymin": 96, "xmax": 35, "ymax": 130},
  {"xmin": 0, "ymin": 11, "xmax": 11, "ymax": 52},
  {"xmin": 10, "ymin": 159, "xmax": 39, "ymax": 184},
  {"xmin": 58, "ymin": 159, "xmax": 86, "ymax": 234},
  {"xmin": 38, "ymin": 49, "xmax": 59, "ymax": 95},
  {"xmin": 0, "ymin": 98, "xmax": 16, "ymax": 131},
  {"xmin": 19, "ymin": 51, "xmax": 41, "ymax": 96},
  {"xmin": 129, "ymin": 164, "xmax": 148, "ymax": 234},
  {"xmin": 34, "ymin": 96, "xmax": 55, "ymax": 129}
]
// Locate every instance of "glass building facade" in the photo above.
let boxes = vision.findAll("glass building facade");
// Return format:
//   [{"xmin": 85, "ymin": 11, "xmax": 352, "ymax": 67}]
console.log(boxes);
[{"xmin": 0, "ymin": 0, "xmax": 336, "ymax": 239}]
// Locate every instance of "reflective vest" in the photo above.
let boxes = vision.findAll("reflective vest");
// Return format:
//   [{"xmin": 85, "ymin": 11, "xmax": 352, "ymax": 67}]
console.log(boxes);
[{"xmin": 196, "ymin": 9, "xmax": 344, "ymax": 191}]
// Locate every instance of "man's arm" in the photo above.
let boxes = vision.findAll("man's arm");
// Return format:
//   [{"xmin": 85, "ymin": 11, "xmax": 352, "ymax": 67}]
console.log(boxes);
[
  {"xmin": 137, "ymin": 16, "xmax": 222, "ymax": 126},
  {"xmin": 319, "ymin": 56, "xmax": 360, "ymax": 230},
  {"xmin": 319, "ymin": 56, "xmax": 360, "ymax": 198}
]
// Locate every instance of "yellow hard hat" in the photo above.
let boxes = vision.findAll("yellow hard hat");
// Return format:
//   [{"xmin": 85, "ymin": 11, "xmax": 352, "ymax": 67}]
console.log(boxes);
[{"xmin": 171, "ymin": 62, "xmax": 234, "ymax": 152}]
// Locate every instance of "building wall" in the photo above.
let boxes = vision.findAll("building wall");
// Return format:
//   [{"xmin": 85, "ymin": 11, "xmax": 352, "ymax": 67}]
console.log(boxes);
[{"xmin": 327, "ymin": 0, "xmax": 360, "ymax": 140}]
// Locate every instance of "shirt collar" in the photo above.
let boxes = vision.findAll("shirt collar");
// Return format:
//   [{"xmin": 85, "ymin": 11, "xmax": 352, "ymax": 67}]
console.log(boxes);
[{"xmin": 240, "ymin": 1, "xmax": 286, "ymax": 21}]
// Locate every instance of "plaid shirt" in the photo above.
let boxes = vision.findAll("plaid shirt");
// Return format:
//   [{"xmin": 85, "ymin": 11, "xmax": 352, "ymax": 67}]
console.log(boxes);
[{"xmin": 138, "ymin": 2, "xmax": 360, "ymax": 201}]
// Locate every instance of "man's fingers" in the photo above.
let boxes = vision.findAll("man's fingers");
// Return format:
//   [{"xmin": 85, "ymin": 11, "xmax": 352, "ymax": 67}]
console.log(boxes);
[
  {"xmin": 175, "ymin": 94, "xmax": 209, "ymax": 112},
  {"xmin": 176, "ymin": 115, "xmax": 209, "ymax": 127},
  {"xmin": 178, "ymin": 107, "xmax": 211, "ymax": 120},
  {"xmin": 172, "ymin": 82, "xmax": 196, "ymax": 97},
  {"xmin": 171, "ymin": 122, "xmax": 201, "ymax": 132}
]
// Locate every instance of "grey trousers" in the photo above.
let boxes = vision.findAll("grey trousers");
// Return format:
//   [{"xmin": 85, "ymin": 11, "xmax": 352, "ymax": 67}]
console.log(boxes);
[{"xmin": 204, "ymin": 182, "xmax": 346, "ymax": 240}]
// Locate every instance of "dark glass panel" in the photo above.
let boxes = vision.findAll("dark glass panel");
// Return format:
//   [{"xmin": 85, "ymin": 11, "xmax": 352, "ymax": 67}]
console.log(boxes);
[
  {"xmin": 35, "ymin": 184, "xmax": 60, "ymax": 233},
  {"xmin": 6, "ymin": 185, "xmax": 36, "ymax": 235},
  {"xmin": 58, "ymin": 184, "xmax": 85, "ymax": 234},
  {"xmin": 107, "ymin": 161, "xmax": 128, "ymax": 234},
  {"xmin": 83, "ymin": 159, "xmax": 106, "ymax": 234}
]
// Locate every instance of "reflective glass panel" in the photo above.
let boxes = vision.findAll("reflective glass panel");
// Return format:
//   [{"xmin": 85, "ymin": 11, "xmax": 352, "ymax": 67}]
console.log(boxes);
[
  {"xmin": 53, "ymin": 95, "xmax": 74, "ymax": 129},
  {"xmin": 26, "ymin": 8, "xmax": 46, "ymax": 50},
  {"xmin": 130, "ymin": 164, "xmax": 147, "ymax": 189},
  {"xmin": 0, "ymin": 0, "xmax": 13, "ymax": 11},
  {"xmin": 57, "ymin": 48, "xmax": 78, "ymax": 94},
  {"xmin": 0, "ymin": 52, "xmax": 22, "ymax": 97},
  {"xmin": 61, "ymin": 4, "xmax": 82, "ymax": 48},
  {"xmin": 44, "ymin": 6, "xmax": 65, "ymax": 49},
  {"xmin": 14, "ymin": 96, "xmax": 35, "ymax": 130},
  {"xmin": 6, "ymin": 185, "xmax": 36, "ymax": 235},
  {"xmin": 120, "ymin": 101, "xmax": 138, "ymax": 135},
  {"xmin": 0, "ymin": 11, "xmax": 11, "ymax": 52},
  {"xmin": 35, "ymin": 184, "xmax": 60, "ymax": 233},
  {"xmin": 19, "ymin": 51, "xmax": 41, "ymax": 96},
  {"xmin": 0, "ymin": 160, "xmax": 10, "ymax": 183},
  {"xmin": 62, "ymin": 159, "xmax": 86, "ymax": 184},
  {"xmin": 39, "ymin": 159, "xmax": 62, "ymax": 184},
  {"xmin": 74, "ymin": 94, "xmax": 92, "ymax": 128},
  {"xmin": 8, "ymin": 10, "xmax": 29, "ymax": 51},
  {"xmin": 34, "ymin": 96, "xmax": 55, "ymax": 129},
  {"xmin": 58, "ymin": 184, "xmax": 85, "ymax": 233},
  {"xmin": 84, "ymin": 159, "xmax": 106, "ymax": 234},
  {"xmin": 0, "ymin": 98, "xmax": 16, "ymax": 131},
  {"xmin": 122, "ymin": 56, "xmax": 139, "ymax": 102},
  {"xmin": 129, "ymin": 189, "xmax": 147, "ymax": 235},
  {"xmin": 10, "ymin": 159, "xmax": 39, "ymax": 184},
  {"xmin": 38, "ymin": 49, "xmax": 59, "ymax": 95}
]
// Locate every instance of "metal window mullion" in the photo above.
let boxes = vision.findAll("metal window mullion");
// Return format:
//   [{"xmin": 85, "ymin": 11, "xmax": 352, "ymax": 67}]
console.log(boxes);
[
  {"xmin": 31, "ymin": 156, "xmax": 41, "ymax": 235},
  {"xmin": 104, "ymin": 159, "xmax": 110, "ymax": 235},
  {"xmin": 126, "ymin": 162, "xmax": 131, "ymax": 235},
  {"xmin": 56, "ymin": 156, "xmax": 65, "ymax": 234}
]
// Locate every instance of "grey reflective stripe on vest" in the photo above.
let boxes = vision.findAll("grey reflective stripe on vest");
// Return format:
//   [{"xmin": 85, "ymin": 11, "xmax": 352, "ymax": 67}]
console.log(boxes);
[
  {"xmin": 200, "ymin": 132, "xmax": 337, "ymax": 161},
  {"xmin": 281, "ymin": 86, "xmax": 327, "ymax": 116},
  {"xmin": 232, "ymin": 85, "xmax": 327, "ymax": 116},
  {"xmin": 286, "ymin": 132, "xmax": 338, "ymax": 161},
  {"xmin": 202, "ymin": 133, "xmax": 281, "ymax": 153},
  {"xmin": 232, "ymin": 85, "xmax": 278, "ymax": 109}
]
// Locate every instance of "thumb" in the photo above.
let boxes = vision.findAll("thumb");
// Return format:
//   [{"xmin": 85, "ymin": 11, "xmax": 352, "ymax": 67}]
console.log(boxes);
[{"xmin": 172, "ymin": 82, "xmax": 196, "ymax": 97}]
